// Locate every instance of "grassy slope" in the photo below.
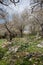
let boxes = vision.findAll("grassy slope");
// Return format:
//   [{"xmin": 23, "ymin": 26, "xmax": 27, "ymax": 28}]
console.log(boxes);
[
  {"xmin": 0, "ymin": 36, "xmax": 43, "ymax": 53},
  {"xmin": 0, "ymin": 35, "xmax": 43, "ymax": 65}
]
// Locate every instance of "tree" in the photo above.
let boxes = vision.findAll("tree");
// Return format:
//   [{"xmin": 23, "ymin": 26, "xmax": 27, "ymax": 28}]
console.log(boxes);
[
  {"xmin": 0, "ymin": 0, "xmax": 19, "ymax": 41},
  {"xmin": 4, "ymin": 21, "xmax": 17, "ymax": 41},
  {"xmin": 0, "ymin": 8, "xmax": 17, "ymax": 41},
  {"xmin": 13, "ymin": 9, "xmax": 29, "ymax": 37},
  {"xmin": 29, "ymin": 0, "xmax": 43, "ymax": 37},
  {"xmin": 29, "ymin": 9, "xmax": 43, "ymax": 37},
  {"xmin": 35, "ymin": 10, "xmax": 43, "ymax": 37},
  {"xmin": 30, "ymin": 0, "xmax": 43, "ymax": 13}
]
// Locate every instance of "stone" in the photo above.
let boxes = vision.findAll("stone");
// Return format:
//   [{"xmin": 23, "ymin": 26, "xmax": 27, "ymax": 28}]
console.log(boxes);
[{"xmin": 37, "ymin": 44, "xmax": 43, "ymax": 48}]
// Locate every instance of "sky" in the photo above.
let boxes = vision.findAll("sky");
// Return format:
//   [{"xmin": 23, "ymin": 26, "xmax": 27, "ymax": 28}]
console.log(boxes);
[
  {"xmin": 7, "ymin": 0, "xmax": 30, "ymax": 13},
  {"xmin": 0, "ymin": 0, "xmax": 33, "ymax": 23}
]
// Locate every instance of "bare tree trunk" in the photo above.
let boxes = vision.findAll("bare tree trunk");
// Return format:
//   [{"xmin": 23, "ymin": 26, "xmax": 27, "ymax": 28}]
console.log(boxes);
[
  {"xmin": 9, "ymin": 34, "xmax": 12, "ymax": 42},
  {"xmin": 20, "ymin": 29, "xmax": 23, "ymax": 37},
  {"xmin": 41, "ymin": 24, "xmax": 43, "ymax": 37},
  {"xmin": 4, "ymin": 23, "xmax": 14, "ymax": 41},
  {"xmin": 41, "ymin": 28, "xmax": 43, "ymax": 37}
]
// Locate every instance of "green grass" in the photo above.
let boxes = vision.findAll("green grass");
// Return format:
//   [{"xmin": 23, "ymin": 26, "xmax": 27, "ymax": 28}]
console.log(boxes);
[
  {"xmin": 0, "ymin": 36, "xmax": 43, "ymax": 53},
  {"xmin": 0, "ymin": 35, "xmax": 43, "ymax": 65},
  {"xmin": 0, "ymin": 39, "xmax": 6, "ymax": 46},
  {"xmin": 12, "ymin": 37, "xmax": 43, "ymax": 53}
]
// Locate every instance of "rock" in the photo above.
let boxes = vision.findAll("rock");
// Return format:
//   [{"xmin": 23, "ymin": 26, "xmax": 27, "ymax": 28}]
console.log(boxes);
[
  {"xmin": 37, "ymin": 44, "xmax": 43, "ymax": 48},
  {"xmin": 29, "ymin": 58, "xmax": 32, "ymax": 61},
  {"xmin": 37, "ymin": 41, "xmax": 43, "ymax": 48},
  {"xmin": 14, "ymin": 47, "xmax": 18, "ymax": 52},
  {"xmin": 2, "ymin": 42, "xmax": 12, "ymax": 48},
  {"xmin": 9, "ymin": 46, "xmax": 20, "ymax": 53},
  {"xmin": 40, "ymin": 41, "xmax": 43, "ymax": 46},
  {"xmin": 7, "ymin": 41, "xmax": 12, "ymax": 44},
  {"xmin": 35, "ymin": 36, "xmax": 41, "ymax": 40}
]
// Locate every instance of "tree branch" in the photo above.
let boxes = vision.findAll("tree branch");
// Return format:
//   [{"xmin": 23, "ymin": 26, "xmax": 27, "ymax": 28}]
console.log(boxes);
[
  {"xmin": 0, "ymin": 0, "xmax": 20, "ymax": 6},
  {"xmin": 0, "ymin": 0, "xmax": 8, "ymax": 6},
  {"xmin": 10, "ymin": 0, "xmax": 19, "ymax": 5}
]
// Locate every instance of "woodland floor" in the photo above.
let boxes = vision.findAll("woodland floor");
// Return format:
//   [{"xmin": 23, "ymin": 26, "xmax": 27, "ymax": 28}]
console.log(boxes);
[{"xmin": 0, "ymin": 35, "xmax": 43, "ymax": 65}]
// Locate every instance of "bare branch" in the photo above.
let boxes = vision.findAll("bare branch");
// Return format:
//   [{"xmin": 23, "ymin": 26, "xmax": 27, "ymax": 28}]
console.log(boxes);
[
  {"xmin": 0, "ymin": 0, "xmax": 20, "ymax": 6},
  {"xmin": 31, "ymin": 0, "xmax": 43, "ymax": 13},
  {"xmin": 10, "ymin": 0, "xmax": 20, "ymax": 5},
  {"xmin": 0, "ymin": 0, "xmax": 8, "ymax": 6},
  {"xmin": 10, "ymin": 0, "xmax": 19, "ymax": 3}
]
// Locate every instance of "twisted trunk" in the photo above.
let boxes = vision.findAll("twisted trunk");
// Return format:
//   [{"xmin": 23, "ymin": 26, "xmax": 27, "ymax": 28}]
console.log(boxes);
[
  {"xmin": 20, "ymin": 29, "xmax": 23, "ymax": 37},
  {"xmin": 41, "ymin": 24, "xmax": 43, "ymax": 37},
  {"xmin": 5, "ymin": 24, "xmax": 12, "ymax": 41}
]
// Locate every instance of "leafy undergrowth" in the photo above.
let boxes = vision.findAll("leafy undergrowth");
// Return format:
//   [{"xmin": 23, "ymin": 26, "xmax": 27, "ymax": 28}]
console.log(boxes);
[
  {"xmin": 0, "ymin": 35, "xmax": 43, "ymax": 65},
  {"xmin": 0, "ymin": 39, "xmax": 7, "ymax": 46}
]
